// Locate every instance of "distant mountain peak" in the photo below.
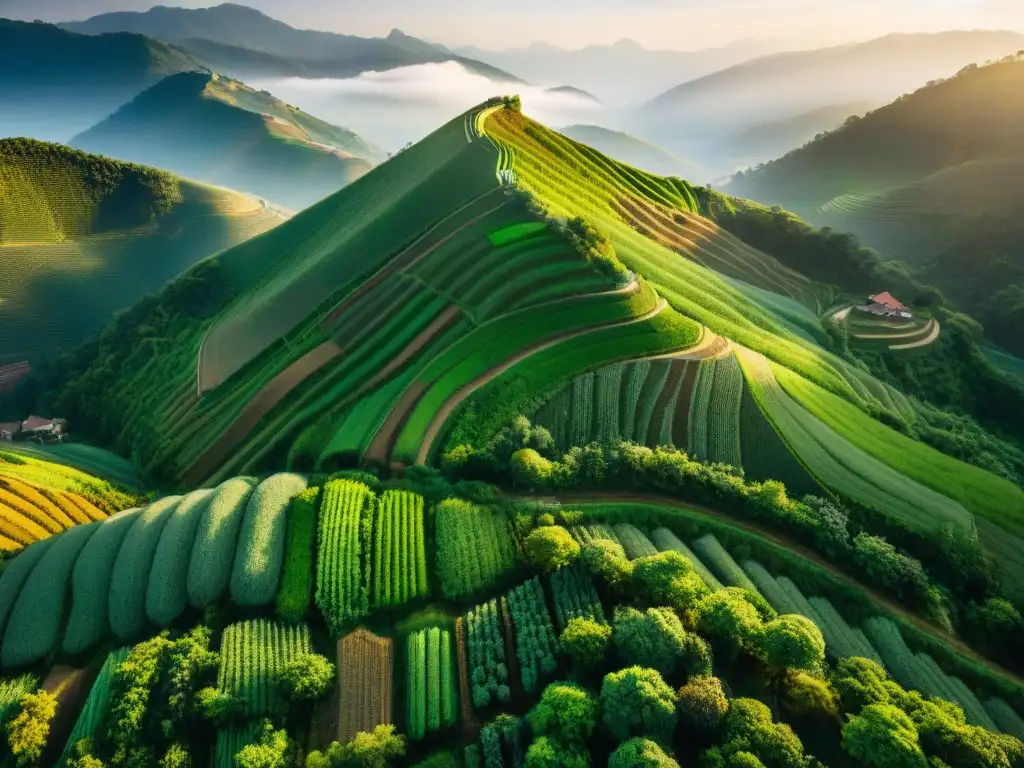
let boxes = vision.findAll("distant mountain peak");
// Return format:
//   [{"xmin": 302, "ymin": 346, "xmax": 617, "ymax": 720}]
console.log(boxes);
[{"xmin": 611, "ymin": 38, "xmax": 645, "ymax": 51}]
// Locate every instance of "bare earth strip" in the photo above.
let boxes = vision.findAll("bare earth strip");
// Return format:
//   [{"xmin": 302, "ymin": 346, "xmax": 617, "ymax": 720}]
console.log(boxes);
[
  {"xmin": 642, "ymin": 327, "xmax": 731, "ymax": 361},
  {"xmin": 413, "ymin": 298, "xmax": 673, "ymax": 465},
  {"xmin": 853, "ymin": 317, "xmax": 937, "ymax": 341},
  {"xmin": 888, "ymin": 320, "xmax": 941, "ymax": 350},
  {"xmin": 183, "ymin": 341, "xmax": 343, "ymax": 486},
  {"xmin": 646, "ymin": 360, "xmax": 687, "ymax": 447}
]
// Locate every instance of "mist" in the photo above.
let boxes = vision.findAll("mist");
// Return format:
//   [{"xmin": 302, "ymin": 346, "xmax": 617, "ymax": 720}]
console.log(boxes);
[{"xmin": 250, "ymin": 62, "xmax": 607, "ymax": 152}]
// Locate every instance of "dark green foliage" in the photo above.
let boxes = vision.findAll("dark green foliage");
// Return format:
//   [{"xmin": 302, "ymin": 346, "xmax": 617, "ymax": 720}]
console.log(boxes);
[
  {"xmin": 465, "ymin": 599, "xmax": 510, "ymax": 709},
  {"xmin": 609, "ymin": 738, "xmax": 680, "ymax": 768},
  {"xmin": 717, "ymin": 698, "xmax": 807, "ymax": 768},
  {"xmin": 842, "ymin": 704, "xmax": 927, "ymax": 768},
  {"xmin": 630, "ymin": 551, "xmax": 711, "ymax": 613},
  {"xmin": 276, "ymin": 487, "xmax": 320, "ymax": 623},
  {"xmin": 693, "ymin": 591, "xmax": 763, "ymax": 655},
  {"xmin": 507, "ymin": 578, "xmax": 559, "ymax": 693},
  {"xmin": 526, "ymin": 682, "xmax": 599, "ymax": 748},
  {"xmin": 525, "ymin": 526, "xmax": 580, "ymax": 571},
  {"xmin": 600, "ymin": 667, "xmax": 677, "ymax": 744},
  {"xmin": 581, "ymin": 539, "xmax": 633, "ymax": 591},
  {"xmin": 560, "ymin": 617, "xmax": 612, "ymax": 668},
  {"xmin": 755, "ymin": 615, "xmax": 826, "ymax": 673},
  {"xmin": 523, "ymin": 736, "xmax": 588, "ymax": 768},
  {"xmin": 612, "ymin": 606, "xmax": 711, "ymax": 679},
  {"xmin": 677, "ymin": 676, "xmax": 729, "ymax": 732}
]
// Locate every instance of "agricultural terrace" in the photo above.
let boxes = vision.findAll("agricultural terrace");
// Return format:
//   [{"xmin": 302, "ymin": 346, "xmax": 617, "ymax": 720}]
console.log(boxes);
[
  {"xmin": 0, "ymin": 138, "xmax": 281, "ymax": 361},
  {"xmin": 0, "ymin": 449, "xmax": 136, "ymax": 553},
  {"xmin": 434, "ymin": 499, "xmax": 517, "ymax": 599},
  {"xmin": 482, "ymin": 108, "xmax": 912, "ymax": 422},
  {"xmin": 2, "ymin": 474, "xmax": 1024, "ymax": 765}
]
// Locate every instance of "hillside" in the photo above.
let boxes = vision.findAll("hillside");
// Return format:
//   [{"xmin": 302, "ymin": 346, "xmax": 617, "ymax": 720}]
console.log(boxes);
[
  {"xmin": 635, "ymin": 31, "xmax": 1024, "ymax": 169},
  {"xmin": 0, "ymin": 138, "xmax": 283, "ymax": 378},
  {"xmin": 559, "ymin": 124, "xmax": 706, "ymax": 179},
  {"xmin": 71, "ymin": 71, "xmax": 383, "ymax": 211},
  {"xmin": 60, "ymin": 3, "xmax": 522, "ymax": 83},
  {"xmin": 5, "ymin": 96, "xmax": 1024, "ymax": 768},
  {"xmin": 726, "ymin": 56, "xmax": 1024, "ymax": 355},
  {"xmin": 0, "ymin": 18, "xmax": 201, "ymax": 142}
]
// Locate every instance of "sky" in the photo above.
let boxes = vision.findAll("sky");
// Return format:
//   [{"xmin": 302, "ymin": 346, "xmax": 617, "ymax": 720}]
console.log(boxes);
[{"xmin": 2, "ymin": 0, "xmax": 1024, "ymax": 49}]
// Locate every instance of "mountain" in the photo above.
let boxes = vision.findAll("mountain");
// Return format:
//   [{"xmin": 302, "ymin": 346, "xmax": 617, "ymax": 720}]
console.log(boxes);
[
  {"xmin": 0, "ymin": 137, "xmax": 282, "ymax": 383},
  {"xmin": 723, "ymin": 101, "xmax": 877, "ymax": 167},
  {"xmin": 726, "ymin": 56, "xmax": 1024, "ymax": 356},
  {"xmin": 60, "ymin": 3, "xmax": 523, "ymax": 83},
  {"xmin": 0, "ymin": 18, "xmax": 201, "ymax": 142},
  {"xmin": 454, "ymin": 37, "xmax": 780, "ymax": 104},
  {"xmin": 559, "ymin": 124, "xmax": 708, "ymax": 179},
  {"xmin": 637, "ymin": 31, "xmax": 1024, "ymax": 166},
  {"xmin": 71, "ymin": 71, "xmax": 383, "ymax": 211}
]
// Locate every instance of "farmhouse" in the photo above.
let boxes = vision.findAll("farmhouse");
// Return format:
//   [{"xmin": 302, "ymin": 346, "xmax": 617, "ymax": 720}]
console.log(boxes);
[
  {"xmin": 19, "ymin": 415, "xmax": 67, "ymax": 443},
  {"xmin": 857, "ymin": 291, "xmax": 913, "ymax": 320}
]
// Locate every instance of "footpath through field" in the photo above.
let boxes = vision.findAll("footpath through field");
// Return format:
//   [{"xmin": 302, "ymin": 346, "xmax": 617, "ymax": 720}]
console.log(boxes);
[{"xmin": 518, "ymin": 490, "xmax": 1024, "ymax": 687}]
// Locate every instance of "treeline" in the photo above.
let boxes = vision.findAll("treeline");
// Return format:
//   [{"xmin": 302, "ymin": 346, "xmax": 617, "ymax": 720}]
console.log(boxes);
[
  {"xmin": 443, "ymin": 420, "xmax": 1024, "ymax": 676},
  {"xmin": 0, "ymin": 138, "xmax": 181, "ymax": 234}
]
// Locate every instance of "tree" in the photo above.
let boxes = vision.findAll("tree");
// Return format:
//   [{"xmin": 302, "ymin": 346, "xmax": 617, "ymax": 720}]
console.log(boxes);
[
  {"xmin": 721, "ymin": 698, "xmax": 806, "ymax": 768},
  {"xmin": 609, "ymin": 738, "xmax": 680, "ymax": 767},
  {"xmin": 842, "ymin": 704, "xmax": 927, "ymax": 768},
  {"xmin": 755, "ymin": 615, "xmax": 825, "ymax": 673},
  {"xmin": 524, "ymin": 737, "xmax": 589, "ymax": 768},
  {"xmin": 613, "ymin": 606, "xmax": 711, "ymax": 679},
  {"xmin": 830, "ymin": 657, "xmax": 891, "ymax": 713},
  {"xmin": 676, "ymin": 676, "xmax": 729, "ymax": 732},
  {"xmin": 524, "ymin": 526, "xmax": 580, "ymax": 571},
  {"xmin": 6, "ymin": 689, "xmax": 57, "ymax": 766},
  {"xmin": 196, "ymin": 686, "xmax": 247, "ymax": 726},
  {"xmin": 581, "ymin": 540, "xmax": 633, "ymax": 590},
  {"xmin": 510, "ymin": 449, "xmax": 553, "ymax": 489},
  {"xmin": 235, "ymin": 722, "xmax": 292, "ymax": 768},
  {"xmin": 630, "ymin": 551, "xmax": 710, "ymax": 612},
  {"xmin": 527, "ymin": 682, "xmax": 599, "ymax": 748},
  {"xmin": 278, "ymin": 654, "xmax": 335, "ymax": 703},
  {"xmin": 329, "ymin": 725, "xmax": 406, "ymax": 767},
  {"xmin": 693, "ymin": 591, "xmax": 762, "ymax": 653},
  {"xmin": 160, "ymin": 744, "xmax": 192, "ymax": 768},
  {"xmin": 600, "ymin": 667, "xmax": 677, "ymax": 744},
  {"xmin": 560, "ymin": 617, "xmax": 612, "ymax": 668},
  {"xmin": 779, "ymin": 671, "xmax": 838, "ymax": 719}
]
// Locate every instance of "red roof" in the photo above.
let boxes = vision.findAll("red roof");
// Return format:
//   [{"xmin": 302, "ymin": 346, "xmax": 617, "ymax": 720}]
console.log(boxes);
[{"xmin": 869, "ymin": 292, "xmax": 906, "ymax": 310}]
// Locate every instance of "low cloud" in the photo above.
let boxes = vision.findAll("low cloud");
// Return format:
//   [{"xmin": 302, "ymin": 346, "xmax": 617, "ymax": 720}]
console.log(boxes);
[{"xmin": 252, "ymin": 61, "xmax": 605, "ymax": 151}]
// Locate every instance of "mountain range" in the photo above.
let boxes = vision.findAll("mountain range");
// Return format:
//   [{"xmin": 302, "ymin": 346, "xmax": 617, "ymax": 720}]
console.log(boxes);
[{"xmin": 59, "ymin": 3, "xmax": 522, "ymax": 83}]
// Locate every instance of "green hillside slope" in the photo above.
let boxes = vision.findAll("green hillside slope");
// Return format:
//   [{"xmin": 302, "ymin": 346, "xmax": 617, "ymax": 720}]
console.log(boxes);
[
  {"xmin": 727, "ymin": 56, "xmax": 1024, "ymax": 354},
  {"xmin": 559, "ymin": 124, "xmax": 704, "ymax": 178},
  {"xmin": 17, "ymin": 99, "xmax": 1024, "ymax": 598},
  {"xmin": 0, "ymin": 138, "xmax": 283, "ymax": 374},
  {"xmin": 71, "ymin": 71, "xmax": 382, "ymax": 211},
  {"xmin": 0, "ymin": 19, "xmax": 200, "ymax": 142}
]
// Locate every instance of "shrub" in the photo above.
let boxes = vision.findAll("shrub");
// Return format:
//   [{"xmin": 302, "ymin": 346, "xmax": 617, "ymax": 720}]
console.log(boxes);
[
  {"xmin": 631, "ymin": 551, "xmax": 710, "ymax": 613},
  {"xmin": 600, "ymin": 667, "xmax": 677, "ymax": 744},
  {"xmin": 609, "ymin": 738, "xmax": 680, "ymax": 768},
  {"xmin": 527, "ymin": 682, "xmax": 599, "ymax": 748},
  {"xmin": 755, "ymin": 615, "xmax": 825, "ymax": 673},
  {"xmin": 842, "ymin": 704, "xmax": 927, "ymax": 768},
  {"xmin": 613, "ymin": 606, "xmax": 711, "ymax": 679},
  {"xmin": 6, "ymin": 688, "xmax": 57, "ymax": 765},
  {"xmin": 677, "ymin": 676, "xmax": 729, "ymax": 732},
  {"xmin": 279, "ymin": 653, "xmax": 334, "ymax": 703},
  {"xmin": 560, "ymin": 617, "xmax": 612, "ymax": 668},
  {"xmin": 693, "ymin": 591, "xmax": 763, "ymax": 654},
  {"xmin": 525, "ymin": 526, "xmax": 580, "ymax": 571}
]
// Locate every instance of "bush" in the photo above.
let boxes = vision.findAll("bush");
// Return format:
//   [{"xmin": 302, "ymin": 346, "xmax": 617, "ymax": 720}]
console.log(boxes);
[
  {"xmin": 842, "ymin": 704, "xmax": 927, "ymax": 768},
  {"xmin": 6, "ymin": 689, "xmax": 57, "ymax": 765},
  {"xmin": 524, "ymin": 526, "xmax": 580, "ymax": 571},
  {"xmin": 600, "ymin": 667, "xmax": 677, "ymax": 744},
  {"xmin": 609, "ymin": 738, "xmax": 680, "ymax": 768},
  {"xmin": 527, "ymin": 682, "xmax": 599, "ymax": 748},
  {"xmin": 523, "ymin": 736, "xmax": 588, "ymax": 768},
  {"xmin": 510, "ymin": 449, "xmax": 553, "ymax": 489},
  {"xmin": 581, "ymin": 539, "xmax": 633, "ymax": 589},
  {"xmin": 755, "ymin": 615, "xmax": 825, "ymax": 673},
  {"xmin": 631, "ymin": 551, "xmax": 710, "ymax": 613},
  {"xmin": 278, "ymin": 653, "xmax": 334, "ymax": 703},
  {"xmin": 613, "ymin": 606, "xmax": 711, "ymax": 679},
  {"xmin": 693, "ymin": 591, "xmax": 763, "ymax": 654},
  {"xmin": 560, "ymin": 617, "xmax": 612, "ymax": 668},
  {"xmin": 677, "ymin": 676, "xmax": 729, "ymax": 732}
]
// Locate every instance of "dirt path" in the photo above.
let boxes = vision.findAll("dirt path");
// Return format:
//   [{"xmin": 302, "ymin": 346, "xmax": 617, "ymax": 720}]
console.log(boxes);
[
  {"xmin": 853, "ymin": 317, "xmax": 936, "ymax": 342},
  {"xmin": 528, "ymin": 491, "xmax": 1024, "ymax": 687},
  {"xmin": 413, "ymin": 298, "xmax": 668, "ymax": 465},
  {"xmin": 641, "ymin": 327, "xmax": 731, "ymax": 362},
  {"xmin": 832, "ymin": 306, "xmax": 853, "ymax": 322}
]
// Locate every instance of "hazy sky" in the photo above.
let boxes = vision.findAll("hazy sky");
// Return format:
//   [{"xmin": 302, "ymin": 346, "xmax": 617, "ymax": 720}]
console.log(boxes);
[{"xmin": 3, "ymin": 0, "xmax": 1023, "ymax": 49}]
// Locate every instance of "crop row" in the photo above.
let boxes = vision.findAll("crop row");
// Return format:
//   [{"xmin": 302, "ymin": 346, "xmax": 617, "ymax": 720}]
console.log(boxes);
[
  {"xmin": 549, "ymin": 562, "xmax": 605, "ymax": 630},
  {"xmin": 405, "ymin": 626, "xmax": 458, "ymax": 740},
  {"xmin": 276, "ymin": 487, "xmax": 320, "ymax": 623},
  {"xmin": 687, "ymin": 362, "xmax": 715, "ymax": 461},
  {"xmin": 373, "ymin": 490, "xmax": 428, "ymax": 609},
  {"xmin": 435, "ymin": 499, "xmax": 516, "ymax": 599},
  {"xmin": 465, "ymin": 598, "xmax": 510, "ymax": 709},
  {"xmin": 621, "ymin": 361, "xmax": 651, "ymax": 442},
  {"xmin": 570, "ymin": 523, "xmax": 621, "ymax": 547},
  {"xmin": 316, "ymin": 479, "xmax": 374, "ymax": 635},
  {"xmin": 506, "ymin": 577, "xmax": 559, "ymax": 693},
  {"xmin": 595, "ymin": 364, "xmax": 625, "ymax": 443},
  {"xmin": 569, "ymin": 372, "xmax": 595, "ymax": 447},
  {"xmin": 218, "ymin": 619, "xmax": 312, "ymax": 716},
  {"xmin": 692, "ymin": 534, "xmax": 759, "ymax": 593},
  {"xmin": 705, "ymin": 354, "xmax": 744, "ymax": 467},
  {"xmin": 613, "ymin": 523, "xmax": 658, "ymax": 559},
  {"xmin": 60, "ymin": 648, "xmax": 129, "ymax": 762}
]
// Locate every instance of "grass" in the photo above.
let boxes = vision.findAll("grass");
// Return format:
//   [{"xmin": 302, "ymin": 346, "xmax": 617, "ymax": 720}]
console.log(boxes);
[
  {"xmin": 772, "ymin": 362, "xmax": 1024, "ymax": 531},
  {"xmin": 0, "ymin": 138, "xmax": 281, "ymax": 363},
  {"xmin": 3, "ymin": 443, "xmax": 142, "ymax": 490}
]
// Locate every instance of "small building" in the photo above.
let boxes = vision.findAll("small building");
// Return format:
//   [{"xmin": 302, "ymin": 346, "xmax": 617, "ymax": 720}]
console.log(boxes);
[
  {"xmin": 856, "ymin": 291, "xmax": 913, "ymax": 320},
  {"xmin": 19, "ymin": 415, "xmax": 66, "ymax": 443},
  {"xmin": 0, "ymin": 422, "xmax": 21, "ymax": 441}
]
